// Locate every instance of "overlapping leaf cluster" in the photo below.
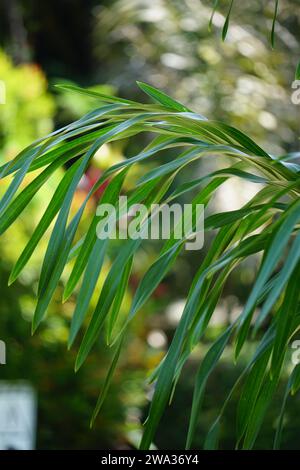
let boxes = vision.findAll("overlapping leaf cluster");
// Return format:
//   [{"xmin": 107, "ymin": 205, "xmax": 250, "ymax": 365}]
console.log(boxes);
[{"xmin": 0, "ymin": 82, "xmax": 299, "ymax": 449}]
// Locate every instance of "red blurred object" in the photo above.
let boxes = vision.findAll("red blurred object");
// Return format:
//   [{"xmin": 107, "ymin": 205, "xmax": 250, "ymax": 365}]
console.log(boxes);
[
  {"xmin": 78, "ymin": 166, "xmax": 110, "ymax": 201},
  {"xmin": 130, "ymin": 274, "xmax": 169, "ymax": 298}
]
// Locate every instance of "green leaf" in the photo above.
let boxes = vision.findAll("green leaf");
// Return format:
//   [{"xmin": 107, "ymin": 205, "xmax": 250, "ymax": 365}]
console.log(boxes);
[
  {"xmin": 254, "ymin": 232, "xmax": 300, "ymax": 333},
  {"xmin": 75, "ymin": 176, "xmax": 175, "ymax": 371},
  {"xmin": 242, "ymin": 372, "xmax": 280, "ymax": 449},
  {"xmin": 114, "ymin": 244, "xmax": 181, "ymax": 344},
  {"xmin": 1, "ymin": 82, "xmax": 299, "ymax": 450},
  {"xmin": 0, "ymin": 152, "xmax": 73, "ymax": 236},
  {"xmin": 90, "ymin": 337, "xmax": 124, "ymax": 427},
  {"xmin": 291, "ymin": 364, "xmax": 300, "ymax": 396},
  {"xmin": 8, "ymin": 160, "xmax": 81, "ymax": 285},
  {"xmin": 186, "ymin": 325, "xmax": 233, "ymax": 449},
  {"xmin": 271, "ymin": 262, "xmax": 300, "ymax": 376},
  {"xmin": 222, "ymin": 0, "xmax": 234, "ymax": 41},
  {"xmin": 68, "ymin": 239, "xmax": 108, "ymax": 348},
  {"xmin": 295, "ymin": 61, "xmax": 300, "ymax": 80},
  {"xmin": 208, "ymin": 0, "xmax": 220, "ymax": 31},
  {"xmin": 237, "ymin": 348, "xmax": 271, "ymax": 442},
  {"xmin": 137, "ymin": 81, "xmax": 191, "ymax": 112},
  {"xmin": 271, "ymin": 0, "xmax": 279, "ymax": 48},
  {"xmin": 0, "ymin": 151, "xmax": 37, "ymax": 217},
  {"xmin": 273, "ymin": 365, "xmax": 300, "ymax": 449},
  {"xmin": 63, "ymin": 167, "xmax": 128, "ymax": 301},
  {"xmin": 204, "ymin": 418, "xmax": 221, "ymax": 450},
  {"xmin": 38, "ymin": 115, "xmax": 148, "ymax": 297},
  {"xmin": 235, "ymin": 199, "xmax": 300, "ymax": 357},
  {"xmin": 32, "ymin": 200, "xmax": 87, "ymax": 332},
  {"xmin": 106, "ymin": 256, "xmax": 133, "ymax": 345},
  {"xmin": 55, "ymin": 83, "xmax": 136, "ymax": 105}
]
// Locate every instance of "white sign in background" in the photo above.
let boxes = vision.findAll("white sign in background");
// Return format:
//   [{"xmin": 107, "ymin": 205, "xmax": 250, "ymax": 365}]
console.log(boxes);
[{"xmin": 0, "ymin": 382, "xmax": 37, "ymax": 450}]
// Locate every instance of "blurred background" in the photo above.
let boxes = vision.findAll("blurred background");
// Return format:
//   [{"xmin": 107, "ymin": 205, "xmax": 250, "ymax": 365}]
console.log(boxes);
[{"xmin": 0, "ymin": 0, "xmax": 299, "ymax": 449}]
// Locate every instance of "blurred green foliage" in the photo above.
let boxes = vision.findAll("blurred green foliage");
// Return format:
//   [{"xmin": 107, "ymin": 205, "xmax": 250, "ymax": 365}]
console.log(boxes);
[
  {"xmin": 94, "ymin": 0, "xmax": 299, "ymax": 154},
  {"xmin": 0, "ymin": 48, "xmax": 151, "ymax": 449},
  {"xmin": 0, "ymin": 51, "xmax": 54, "ymax": 160}
]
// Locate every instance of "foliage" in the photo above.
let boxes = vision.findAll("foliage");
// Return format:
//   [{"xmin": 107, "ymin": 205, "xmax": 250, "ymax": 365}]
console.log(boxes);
[
  {"xmin": 0, "ymin": 80, "xmax": 299, "ymax": 449},
  {"xmin": 0, "ymin": 57, "xmax": 152, "ymax": 448},
  {"xmin": 0, "ymin": 50, "xmax": 55, "ymax": 160},
  {"xmin": 94, "ymin": 0, "xmax": 299, "ymax": 154},
  {"xmin": 0, "ymin": 265, "xmax": 147, "ymax": 449}
]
